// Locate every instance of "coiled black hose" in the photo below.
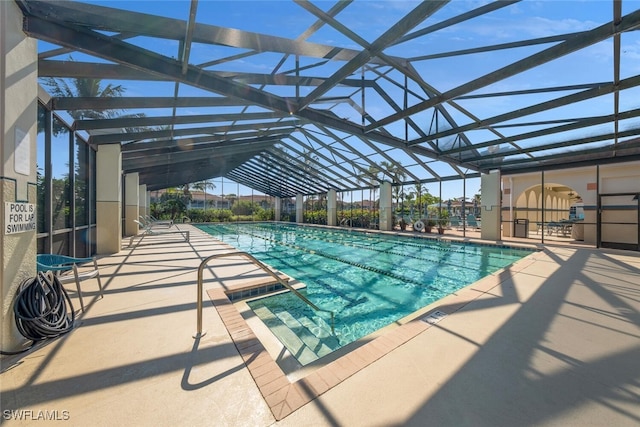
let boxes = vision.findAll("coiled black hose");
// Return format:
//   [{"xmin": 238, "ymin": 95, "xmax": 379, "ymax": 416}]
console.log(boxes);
[{"xmin": 0, "ymin": 272, "xmax": 75, "ymax": 355}]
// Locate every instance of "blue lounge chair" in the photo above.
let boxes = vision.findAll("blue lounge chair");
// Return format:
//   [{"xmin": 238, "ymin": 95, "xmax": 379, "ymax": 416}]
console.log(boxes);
[
  {"xmin": 449, "ymin": 216, "xmax": 463, "ymax": 230},
  {"xmin": 466, "ymin": 214, "xmax": 481, "ymax": 230},
  {"xmin": 36, "ymin": 254, "xmax": 103, "ymax": 312}
]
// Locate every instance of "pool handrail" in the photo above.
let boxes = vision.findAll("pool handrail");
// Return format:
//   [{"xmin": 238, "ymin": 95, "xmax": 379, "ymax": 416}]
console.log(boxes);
[{"xmin": 195, "ymin": 250, "xmax": 335, "ymax": 338}]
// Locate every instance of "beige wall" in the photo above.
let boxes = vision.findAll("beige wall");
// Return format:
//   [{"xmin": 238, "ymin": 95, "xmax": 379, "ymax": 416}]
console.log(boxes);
[{"xmin": 1, "ymin": 0, "xmax": 38, "ymax": 352}]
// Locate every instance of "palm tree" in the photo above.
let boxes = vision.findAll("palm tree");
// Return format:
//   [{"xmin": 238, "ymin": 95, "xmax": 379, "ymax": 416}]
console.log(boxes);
[
  {"xmin": 192, "ymin": 180, "xmax": 217, "ymax": 209},
  {"xmin": 159, "ymin": 188, "xmax": 189, "ymax": 219},
  {"xmin": 172, "ymin": 184, "xmax": 192, "ymax": 209},
  {"xmin": 379, "ymin": 160, "xmax": 406, "ymax": 212},
  {"xmin": 42, "ymin": 57, "xmax": 145, "ymax": 131},
  {"xmin": 473, "ymin": 191, "xmax": 481, "ymax": 217},
  {"xmin": 414, "ymin": 182, "xmax": 423, "ymax": 217},
  {"xmin": 405, "ymin": 191, "xmax": 415, "ymax": 217},
  {"xmin": 226, "ymin": 193, "xmax": 238, "ymax": 208},
  {"xmin": 367, "ymin": 164, "xmax": 381, "ymax": 208},
  {"xmin": 302, "ymin": 147, "xmax": 319, "ymax": 191},
  {"xmin": 44, "ymin": 79, "xmax": 123, "ymax": 120}
]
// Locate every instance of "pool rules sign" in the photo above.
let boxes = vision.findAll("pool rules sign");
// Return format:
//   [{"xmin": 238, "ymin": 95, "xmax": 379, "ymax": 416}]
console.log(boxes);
[{"xmin": 4, "ymin": 203, "xmax": 36, "ymax": 235}]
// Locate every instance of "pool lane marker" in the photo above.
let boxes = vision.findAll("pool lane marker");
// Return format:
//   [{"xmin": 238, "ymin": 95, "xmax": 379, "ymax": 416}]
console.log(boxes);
[
  {"xmin": 235, "ymin": 227, "xmax": 438, "ymax": 290},
  {"xmin": 205, "ymin": 224, "xmax": 476, "ymax": 292},
  {"xmin": 224, "ymin": 223, "xmax": 477, "ymax": 268},
  {"xmin": 422, "ymin": 310, "xmax": 448, "ymax": 325},
  {"xmin": 204, "ymin": 224, "xmax": 525, "ymax": 290}
]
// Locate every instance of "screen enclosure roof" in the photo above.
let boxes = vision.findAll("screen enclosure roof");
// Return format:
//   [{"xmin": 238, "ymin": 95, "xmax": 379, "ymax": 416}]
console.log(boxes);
[{"xmin": 18, "ymin": 0, "xmax": 640, "ymax": 195}]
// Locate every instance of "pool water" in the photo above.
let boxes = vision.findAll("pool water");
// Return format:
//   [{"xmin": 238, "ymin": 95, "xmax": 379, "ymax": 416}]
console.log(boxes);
[{"xmin": 198, "ymin": 222, "xmax": 533, "ymax": 365}]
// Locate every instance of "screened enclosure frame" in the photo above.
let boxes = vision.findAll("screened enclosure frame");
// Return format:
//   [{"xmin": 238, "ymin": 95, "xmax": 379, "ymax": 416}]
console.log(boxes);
[{"xmin": 18, "ymin": 0, "xmax": 640, "ymax": 200}]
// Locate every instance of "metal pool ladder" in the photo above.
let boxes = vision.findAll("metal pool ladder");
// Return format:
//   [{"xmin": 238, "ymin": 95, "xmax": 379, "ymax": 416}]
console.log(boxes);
[{"xmin": 194, "ymin": 251, "xmax": 335, "ymax": 338}]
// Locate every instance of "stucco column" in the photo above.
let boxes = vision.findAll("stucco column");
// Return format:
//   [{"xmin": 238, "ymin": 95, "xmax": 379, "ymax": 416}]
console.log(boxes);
[
  {"xmin": 327, "ymin": 189, "xmax": 337, "ymax": 226},
  {"xmin": 146, "ymin": 191, "xmax": 151, "ymax": 218},
  {"xmin": 502, "ymin": 177, "xmax": 514, "ymax": 237},
  {"xmin": 139, "ymin": 184, "xmax": 147, "ymax": 219},
  {"xmin": 96, "ymin": 143, "xmax": 122, "ymax": 254},
  {"xmin": 274, "ymin": 196, "xmax": 281, "ymax": 221},
  {"xmin": 481, "ymin": 170, "xmax": 502, "ymax": 240},
  {"xmin": 296, "ymin": 194, "xmax": 303, "ymax": 223},
  {"xmin": 124, "ymin": 173, "xmax": 139, "ymax": 236},
  {"xmin": 0, "ymin": 0, "xmax": 38, "ymax": 352},
  {"xmin": 379, "ymin": 181, "xmax": 392, "ymax": 231}
]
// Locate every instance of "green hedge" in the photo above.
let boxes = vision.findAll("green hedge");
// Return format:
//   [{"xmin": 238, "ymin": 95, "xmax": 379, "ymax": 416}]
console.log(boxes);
[
  {"xmin": 337, "ymin": 208, "xmax": 379, "ymax": 228},
  {"xmin": 186, "ymin": 208, "xmax": 233, "ymax": 222}
]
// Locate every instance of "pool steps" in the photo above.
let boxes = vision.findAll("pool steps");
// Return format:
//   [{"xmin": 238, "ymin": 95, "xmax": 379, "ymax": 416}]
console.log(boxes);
[{"xmin": 253, "ymin": 305, "xmax": 338, "ymax": 365}]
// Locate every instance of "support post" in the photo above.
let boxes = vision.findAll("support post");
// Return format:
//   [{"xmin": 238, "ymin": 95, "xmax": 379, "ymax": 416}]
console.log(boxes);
[
  {"xmin": 327, "ymin": 189, "xmax": 337, "ymax": 226},
  {"xmin": 481, "ymin": 170, "xmax": 502, "ymax": 240},
  {"xmin": 275, "ymin": 196, "xmax": 281, "ymax": 221},
  {"xmin": 124, "ymin": 173, "xmax": 139, "ymax": 236},
  {"xmin": 139, "ymin": 184, "xmax": 147, "ymax": 220},
  {"xmin": 96, "ymin": 144, "xmax": 122, "ymax": 254},
  {"xmin": 296, "ymin": 194, "xmax": 303, "ymax": 223},
  {"xmin": 379, "ymin": 182, "xmax": 392, "ymax": 231}
]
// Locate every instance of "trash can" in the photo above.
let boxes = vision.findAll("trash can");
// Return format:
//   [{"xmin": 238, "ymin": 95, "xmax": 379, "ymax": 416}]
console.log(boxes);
[{"xmin": 514, "ymin": 218, "xmax": 529, "ymax": 238}]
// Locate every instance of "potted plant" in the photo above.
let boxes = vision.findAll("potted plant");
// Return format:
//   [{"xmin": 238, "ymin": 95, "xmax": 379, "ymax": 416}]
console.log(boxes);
[
  {"xmin": 437, "ymin": 210, "xmax": 450, "ymax": 234},
  {"xmin": 425, "ymin": 218, "xmax": 436, "ymax": 233}
]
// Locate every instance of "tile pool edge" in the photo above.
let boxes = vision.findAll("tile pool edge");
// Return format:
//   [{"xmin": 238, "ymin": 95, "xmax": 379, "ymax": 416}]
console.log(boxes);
[
  {"xmin": 207, "ymin": 286, "xmax": 431, "ymax": 420},
  {"xmin": 204, "ymin": 249, "xmax": 540, "ymax": 421}
]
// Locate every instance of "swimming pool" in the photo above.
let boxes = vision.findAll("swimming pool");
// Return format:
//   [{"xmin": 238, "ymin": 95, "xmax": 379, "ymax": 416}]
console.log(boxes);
[{"xmin": 198, "ymin": 222, "xmax": 534, "ymax": 365}]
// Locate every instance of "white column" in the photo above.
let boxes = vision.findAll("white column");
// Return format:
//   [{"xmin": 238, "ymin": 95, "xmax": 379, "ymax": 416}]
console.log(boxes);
[
  {"xmin": 327, "ymin": 189, "xmax": 337, "ymax": 226},
  {"xmin": 379, "ymin": 182, "xmax": 393, "ymax": 231},
  {"xmin": 0, "ymin": 0, "xmax": 38, "ymax": 353},
  {"xmin": 96, "ymin": 143, "xmax": 122, "ymax": 254},
  {"xmin": 501, "ymin": 175, "xmax": 514, "ymax": 237},
  {"xmin": 124, "ymin": 173, "xmax": 139, "ymax": 236},
  {"xmin": 139, "ymin": 184, "xmax": 147, "ymax": 219},
  {"xmin": 481, "ymin": 170, "xmax": 502, "ymax": 240},
  {"xmin": 146, "ymin": 191, "xmax": 151, "ymax": 218},
  {"xmin": 275, "ymin": 196, "xmax": 281, "ymax": 221},
  {"xmin": 296, "ymin": 194, "xmax": 304, "ymax": 223}
]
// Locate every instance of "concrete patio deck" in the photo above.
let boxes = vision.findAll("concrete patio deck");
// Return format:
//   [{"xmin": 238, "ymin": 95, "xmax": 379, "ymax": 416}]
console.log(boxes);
[{"xmin": 1, "ymin": 223, "xmax": 639, "ymax": 426}]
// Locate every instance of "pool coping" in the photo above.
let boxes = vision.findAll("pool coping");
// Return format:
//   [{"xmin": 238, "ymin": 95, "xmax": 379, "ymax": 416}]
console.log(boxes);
[{"xmin": 205, "ymin": 248, "xmax": 539, "ymax": 420}]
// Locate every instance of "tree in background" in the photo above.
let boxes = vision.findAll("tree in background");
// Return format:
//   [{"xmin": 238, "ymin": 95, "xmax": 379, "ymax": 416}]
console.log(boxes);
[
  {"xmin": 226, "ymin": 193, "xmax": 238, "ymax": 208},
  {"xmin": 193, "ymin": 180, "xmax": 216, "ymax": 208},
  {"xmin": 379, "ymin": 160, "xmax": 407, "ymax": 214},
  {"xmin": 232, "ymin": 200, "xmax": 255, "ymax": 216},
  {"xmin": 155, "ymin": 188, "xmax": 189, "ymax": 219},
  {"xmin": 473, "ymin": 192, "xmax": 481, "ymax": 217},
  {"xmin": 39, "ymin": 60, "xmax": 147, "ymax": 235},
  {"xmin": 42, "ymin": 57, "xmax": 145, "ymax": 127},
  {"xmin": 359, "ymin": 164, "xmax": 381, "ymax": 209}
]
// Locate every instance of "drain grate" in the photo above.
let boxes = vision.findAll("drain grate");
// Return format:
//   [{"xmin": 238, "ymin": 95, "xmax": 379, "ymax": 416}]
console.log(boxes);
[{"xmin": 422, "ymin": 310, "xmax": 448, "ymax": 325}]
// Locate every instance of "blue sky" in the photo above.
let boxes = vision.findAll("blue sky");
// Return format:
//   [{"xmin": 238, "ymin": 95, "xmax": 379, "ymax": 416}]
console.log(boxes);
[{"xmin": 41, "ymin": 1, "xmax": 640, "ymax": 201}]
